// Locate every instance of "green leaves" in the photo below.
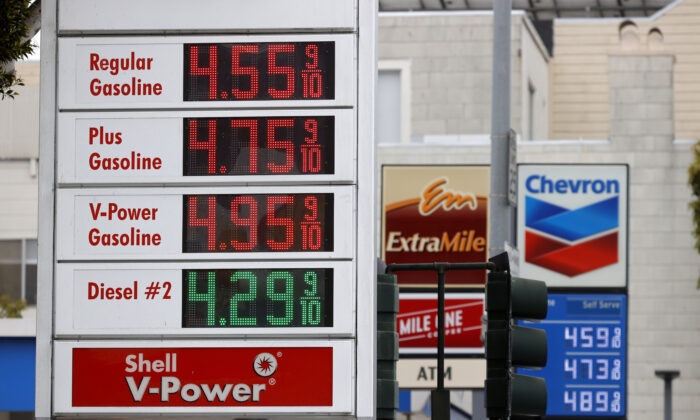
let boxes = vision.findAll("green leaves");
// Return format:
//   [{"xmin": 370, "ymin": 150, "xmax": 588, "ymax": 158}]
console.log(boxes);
[
  {"xmin": 0, "ymin": 0, "xmax": 37, "ymax": 99},
  {"xmin": 688, "ymin": 140, "xmax": 700, "ymax": 287},
  {"xmin": 0, "ymin": 294, "xmax": 26, "ymax": 318}
]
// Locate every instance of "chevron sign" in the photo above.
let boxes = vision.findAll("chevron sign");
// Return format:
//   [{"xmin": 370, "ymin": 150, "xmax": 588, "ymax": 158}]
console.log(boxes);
[{"xmin": 517, "ymin": 165, "xmax": 628, "ymax": 288}]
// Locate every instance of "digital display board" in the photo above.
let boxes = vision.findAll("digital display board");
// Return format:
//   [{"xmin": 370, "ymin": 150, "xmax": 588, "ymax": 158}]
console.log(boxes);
[
  {"xmin": 518, "ymin": 294, "xmax": 627, "ymax": 417},
  {"xmin": 184, "ymin": 116, "xmax": 334, "ymax": 176},
  {"xmin": 183, "ymin": 268, "xmax": 332, "ymax": 328},
  {"xmin": 184, "ymin": 42, "xmax": 335, "ymax": 101},
  {"xmin": 184, "ymin": 193, "xmax": 333, "ymax": 253}
]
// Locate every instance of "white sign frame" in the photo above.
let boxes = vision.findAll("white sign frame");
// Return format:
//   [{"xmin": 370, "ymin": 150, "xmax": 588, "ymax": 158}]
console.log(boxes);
[
  {"xmin": 53, "ymin": 339, "xmax": 354, "ymax": 415},
  {"xmin": 57, "ymin": 35, "xmax": 356, "ymax": 110},
  {"xmin": 38, "ymin": 0, "xmax": 376, "ymax": 417},
  {"xmin": 54, "ymin": 260, "xmax": 355, "ymax": 337},
  {"xmin": 517, "ymin": 164, "xmax": 629, "ymax": 288},
  {"xmin": 55, "ymin": 186, "xmax": 354, "ymax": 261},
  {"xmin": 58, "ymin": 0, "xmax": 357, "ymax": 33},
  {"xmin": 57, "ymin": 109, "xmax": 355, "ymax": 185}
]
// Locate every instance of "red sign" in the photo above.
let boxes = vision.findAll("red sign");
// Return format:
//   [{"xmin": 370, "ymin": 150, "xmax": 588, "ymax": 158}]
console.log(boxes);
[
  {"xmin": 72, "ymin": 347, "xmax": 332, "ymax": 407},
  {"xmin": 398, "ymin": 296, "xmax": 484, "ymax": 352},
  {"xmin": 382, "ymin": 166, "xmax": 489, "ymax": 287}
]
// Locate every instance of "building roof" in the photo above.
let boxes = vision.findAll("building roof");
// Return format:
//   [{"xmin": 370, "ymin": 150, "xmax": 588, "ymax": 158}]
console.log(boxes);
[{"xmin": 379, "ymin": 0, "xmax": 676, "ymax": 20}]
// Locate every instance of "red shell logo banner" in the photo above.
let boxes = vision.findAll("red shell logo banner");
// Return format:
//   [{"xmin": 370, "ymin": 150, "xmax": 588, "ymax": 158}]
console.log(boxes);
[
  {"xmin": 382, "ymin": 166, "xmax": 489, "ymax": 287},
  {"xmin": 72, "ymin": 347, "xmax": 332, "ymax": 407}
]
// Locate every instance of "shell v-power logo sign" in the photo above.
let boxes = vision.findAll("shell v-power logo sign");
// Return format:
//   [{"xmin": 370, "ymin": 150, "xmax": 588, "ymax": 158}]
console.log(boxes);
[{"xmin": 517, "ymin": 165, "xmax": 628, "ymax": 288}]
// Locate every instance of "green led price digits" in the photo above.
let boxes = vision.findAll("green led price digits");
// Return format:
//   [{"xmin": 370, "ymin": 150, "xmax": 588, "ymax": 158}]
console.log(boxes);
[
  {"xmin": 187, "ymin": 271, "xmax": 216, "ymax": 325},
  {"xmin": 231, "ymin": 271, "xmax": 257, "ymax": 326},
  {"xmin": 266, "ymin": 271, "xmax": 294, "ymax": 326},
  {"xmin": 184, "ymin": 268, "xmax": 331, "ymax": 328},
  {"xmin": 301, "ymin": 271, "xmax": 322, "ymax": 325}
]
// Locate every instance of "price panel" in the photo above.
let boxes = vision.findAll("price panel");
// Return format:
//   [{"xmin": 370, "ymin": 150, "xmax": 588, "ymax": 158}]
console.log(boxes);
[
  {"xmin": 184, "ymin": 193, "xmax": 333, "ymax": 253},
  {"xmin": 53, "ymin": 261, "xmax": 353, "ymax": 336},
  {"xmin": 55, "ymin": 187, "xmax": 353, "ymax": 260},
  {"xmin": 518, "ymin": 294, "xmax": 627, "ymax": 417},
  {"xmin": 57, "ymin": 35, "xmax": 355, "ymax": 109},
  {"xmin": 185, "ymin": 42, "xmax": 335, "ymax": 101},
  {"xmin": 184, "ymin": 116, "xmax": 334, "ymax": 176},
  {"xmin": 184, "ymin": 268, "xmax": 332, "ymax": 328},
  {"xmin": 56, "ymin": 110, "xmax": 353, "ymax": 184}
]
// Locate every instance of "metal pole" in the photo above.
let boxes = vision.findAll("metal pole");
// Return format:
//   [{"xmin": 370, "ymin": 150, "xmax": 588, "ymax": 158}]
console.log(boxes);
[
  {"xmin": 437, "ymin": 268, "xmax": 445, "ymax": 391},
  {"xmin": 490, "ymin": 0, "xmax": 512, "ymax": 255},
  {"xmin": 488, "ymin": 2, "xmax": 512, "ymax": 419},
  {"xmin": 430, "ymin": 267, "xmax": 450, "ymax": 419},
  {"xmin": 655, "ymin": 370, "xmax": 680, "ymax": 420}
]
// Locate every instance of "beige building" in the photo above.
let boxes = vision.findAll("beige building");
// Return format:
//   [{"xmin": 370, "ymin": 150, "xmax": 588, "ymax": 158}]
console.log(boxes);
[
  {"xmin": 0, "ymin": 61, "xmax": 40, "ymax": 310},
  {"xmin": 551, "ymin": 0, "xmax": 700, "ymax": 141}
]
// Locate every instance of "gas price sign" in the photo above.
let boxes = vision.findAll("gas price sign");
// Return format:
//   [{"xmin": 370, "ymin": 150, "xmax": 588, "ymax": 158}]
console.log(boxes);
[
  {"xmin": 518, "ymin": 294, "xmax": 627, "ymax": 417},
  {"xmin": 184, "ymin": 268, "xmax": 332, "ymax": 328},
  {"xmin": 185, "ymin": 42, "xmax": 334, "ymax": 101},
  {"xmin": 184, "ymin": 193, "xmax": 333, "ymax": 253},
  {"xmin": 53, "ymin": 261, "xmax": 353, "ymax": 336},
  {"xmin": 44, "ymin": 1, "xmax": 375, "ymax": 417}
]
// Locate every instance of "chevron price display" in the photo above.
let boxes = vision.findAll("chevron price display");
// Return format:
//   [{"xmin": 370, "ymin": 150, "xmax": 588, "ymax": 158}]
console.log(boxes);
[
  {"xmin": 518, "ymin": 294, "xmax": 627, "ymax": 417},
  {"xmin": 183, "ymin": 268, "xmax": 332, "ymax": 328}
]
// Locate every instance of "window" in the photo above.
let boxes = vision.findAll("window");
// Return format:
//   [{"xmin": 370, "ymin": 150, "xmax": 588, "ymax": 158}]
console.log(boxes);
[
  {"xmin": 0, "ymin": 239, "xmax": 37, "ymax": 305},
  {"xmin": 376, "ymin": 60, "xmax": 411, "ymax": 144}
]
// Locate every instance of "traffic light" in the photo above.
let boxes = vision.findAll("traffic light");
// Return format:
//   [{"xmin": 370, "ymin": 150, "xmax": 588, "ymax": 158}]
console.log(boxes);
[
  {"xmin": 485, "ymin": 252, "xmax": 548, "ymax": 418},
  {"xmin": 377, "ymin": 271, "xmax": 399, "ymax": 419}
]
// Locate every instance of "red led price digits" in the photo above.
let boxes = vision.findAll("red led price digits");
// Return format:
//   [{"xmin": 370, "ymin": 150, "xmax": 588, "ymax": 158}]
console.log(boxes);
[
  {"xmin": 302, "ymin": 118, "xmax": 321, "ymax": 173},
  {"xmin": 267, "ymin": 196, "xmax": 294, "ymax": 250},
  {"xmin": 187, "ymin": 195, "xmax": 217, "ymax": 251},
  {"xmin": 188, "ymin": 45, "xmax": 217, "ymax": 100},
  {"xmin": 231, "ymin": 45, "xmax": 258, "ymax": 99},
  {"xmin": 185, "ymin": 42, "xmax": 334, "ymax": 101},
  {"xmin": 302, "ymin": 44, "xmax": 323, "ymax": 98},
  {"xmin": 184, "ymin": 194, "xmax": 332, "ymax": 252},
  {"xmin": 184, "ymin": 117, "xmax": 334, "ymax": 176},
  {"xmin": 302, "ymin": 196, "xmax": 322, "ymax": 250},
  {"xmin": 230, "ymin": 196, "xmax": 257, "ymax": 251},
  {"xmin": 230, "ymin": 119, "xmax": 258, "ymax": 174},
  {"xmin": 268, "ymin": 44, "xmax": 295, "ymax": 99},
  {"xmin": 267, "ymin": 119, "xmax": 294, "ymax": 173},
  {"xmin": 188, "ymin": 119, "xmax": 216, "ymax": 174}
]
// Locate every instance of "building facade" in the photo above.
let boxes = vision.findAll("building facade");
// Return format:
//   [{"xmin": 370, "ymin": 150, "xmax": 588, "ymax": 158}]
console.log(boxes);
[
  {"xmin": 378, "ymin": 2, "xmax": 699, "ymax": 419},
  {"xmin": 0, "ymin": 61, "xmax": 39, "ymax": 418}
]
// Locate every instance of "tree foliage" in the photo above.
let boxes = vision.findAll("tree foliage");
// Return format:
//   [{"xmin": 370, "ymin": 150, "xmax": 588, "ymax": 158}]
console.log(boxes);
[
  {"xmin": 0, "ymin": 0, "xmax": 38, "ymax": 99},
  {"xmin": 0, "ymin": 294, "xmax": 26, "ymax": 318},
  {"xmin": 689, "ymin": 140, "xmax": 700, "ymax": 287}
]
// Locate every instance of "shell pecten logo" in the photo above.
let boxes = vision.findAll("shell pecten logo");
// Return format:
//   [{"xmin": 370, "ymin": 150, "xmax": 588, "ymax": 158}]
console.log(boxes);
[{"xmin": 419, "ymin": 178, "xmax": 478, "ymax": 216}]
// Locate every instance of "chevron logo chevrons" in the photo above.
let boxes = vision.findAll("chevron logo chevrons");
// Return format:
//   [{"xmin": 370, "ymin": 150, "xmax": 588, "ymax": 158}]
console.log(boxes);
[{"xmin": 524, "ymin": 196, "xmax": 619, "ymax": 276}]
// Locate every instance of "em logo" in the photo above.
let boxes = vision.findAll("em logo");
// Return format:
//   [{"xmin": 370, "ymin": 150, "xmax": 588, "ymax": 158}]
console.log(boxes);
[{"xmin": 524, "ymin": 175, "xmax": 619, "ymax": 277}]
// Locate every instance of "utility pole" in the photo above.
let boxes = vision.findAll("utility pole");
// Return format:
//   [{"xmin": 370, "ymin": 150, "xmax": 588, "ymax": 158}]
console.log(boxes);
[
  {"xmin": 480, "ymin": 1, "xmax": 513, "ymax": 419},
  {"xmin": 490, "ymin": 0, "xmax": 513, "ymax": 256}
]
